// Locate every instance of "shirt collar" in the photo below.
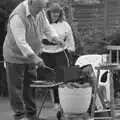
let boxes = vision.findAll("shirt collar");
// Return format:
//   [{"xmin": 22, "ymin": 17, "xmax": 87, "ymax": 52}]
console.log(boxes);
[{"xmin": 23, "ymin": 0, "xmax": 31, "ymax": 17}]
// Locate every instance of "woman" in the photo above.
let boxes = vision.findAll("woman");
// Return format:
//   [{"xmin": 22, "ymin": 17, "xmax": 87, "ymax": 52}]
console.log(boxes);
[{"xmin": 37, "ymin": 2, "xmax": 75, "ymax": 107}]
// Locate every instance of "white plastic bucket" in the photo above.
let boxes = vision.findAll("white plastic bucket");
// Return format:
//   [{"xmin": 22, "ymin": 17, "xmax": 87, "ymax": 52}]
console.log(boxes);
[{"xmin": 58, "ymin": 86, "xmax": 92, "ymax": 114}]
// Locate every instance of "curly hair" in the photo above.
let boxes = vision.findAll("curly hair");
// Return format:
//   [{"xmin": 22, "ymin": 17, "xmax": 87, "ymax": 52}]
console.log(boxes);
[{"xmin": 46, "ymin": 2, "xmax": 66, "ymax": 23}]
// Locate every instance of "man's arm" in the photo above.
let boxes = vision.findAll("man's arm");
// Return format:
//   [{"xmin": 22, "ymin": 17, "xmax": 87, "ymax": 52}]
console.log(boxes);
[
  {"xmin": 37, "ymin": 10, "xmax": 58, "ymax": 40},
  {"xmin": 10, "ymin": 15, "xmax": 35, "ymax": 57},
  {"xmin": 10, "ymin": 15, "xmax": 45, "ymax": 66}
]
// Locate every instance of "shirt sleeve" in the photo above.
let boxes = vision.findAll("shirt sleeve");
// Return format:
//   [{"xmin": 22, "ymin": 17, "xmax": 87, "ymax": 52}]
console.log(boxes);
[
  {"xmin": 64, "ymin": 21, "xmax": 75, "ymax": 52},
  {"xmin": 36, "ymin": 10, "xmax": 58, "ymax": 40},
  {"xmin": 10, "ymin": 15, "xmax": 35, "ymax": 57}
]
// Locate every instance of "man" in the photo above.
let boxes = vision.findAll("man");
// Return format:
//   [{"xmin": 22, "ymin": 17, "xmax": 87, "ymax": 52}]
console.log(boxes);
[{"xmin": 3, "ymin": 0, "xmax": 61, "ymax": 120}]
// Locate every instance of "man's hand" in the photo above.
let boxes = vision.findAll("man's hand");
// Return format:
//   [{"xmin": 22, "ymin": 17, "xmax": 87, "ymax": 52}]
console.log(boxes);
[
  {"xmin": 51, "ymin": 37, "xmax": 65, "ymax": 47},
  {"xmin": 28, "ymin": 54, "xmax": 46, "ymax": 68},
  {"xmin": 36, "ymin": 58, "xmax": 46, "ymax": 68},
  {"xmin": 51, "ymin": 37, "xmax": 59, "ymax": 44}
]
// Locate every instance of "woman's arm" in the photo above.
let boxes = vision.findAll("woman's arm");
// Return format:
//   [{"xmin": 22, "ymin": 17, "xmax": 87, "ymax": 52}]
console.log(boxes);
[{"xmin": 64, "ymin": 21, "xmax": 75, "ymax": 52}]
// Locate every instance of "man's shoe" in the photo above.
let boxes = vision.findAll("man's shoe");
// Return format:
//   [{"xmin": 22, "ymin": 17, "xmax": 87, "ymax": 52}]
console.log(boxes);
[
  {"xmin": 27, "ymin": 116, "xmax": 47, "ymax": 120},
  {"xmin": 20, "ymin": 118, "xmax": 29, "ymax": 120}
]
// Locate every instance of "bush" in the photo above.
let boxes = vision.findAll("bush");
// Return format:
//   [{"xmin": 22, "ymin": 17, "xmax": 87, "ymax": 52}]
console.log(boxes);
[{"xmin": 75, "ymin": 24, "xmax": 120, "ymax": 56}]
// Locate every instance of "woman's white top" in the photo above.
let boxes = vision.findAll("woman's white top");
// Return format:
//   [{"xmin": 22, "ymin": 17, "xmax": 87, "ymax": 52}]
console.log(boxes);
[{"xmin": 40, "ymin": 21, "xmax": 75, "ymax": 53}]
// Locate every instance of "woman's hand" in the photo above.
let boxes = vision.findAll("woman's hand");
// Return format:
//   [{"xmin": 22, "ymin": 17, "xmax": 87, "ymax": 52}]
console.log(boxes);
[{"xmin": 58, "ymin": 40, "xmax": 65, "ymax": 47}]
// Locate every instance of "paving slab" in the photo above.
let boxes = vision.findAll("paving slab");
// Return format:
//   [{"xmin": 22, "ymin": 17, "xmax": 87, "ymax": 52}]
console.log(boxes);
[
  {"xmin": 1, "ymin": 97, "xmax": 120, "ymax": 120},
  {"xmin": 0, "ymin": 97, "xmax": 57, "ymax": 120}
]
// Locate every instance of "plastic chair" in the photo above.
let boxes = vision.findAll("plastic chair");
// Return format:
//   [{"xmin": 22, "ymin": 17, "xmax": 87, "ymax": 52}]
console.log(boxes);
[{"xmin": 75, "ymin": 54, "xmax": 110, "ymax": 109}]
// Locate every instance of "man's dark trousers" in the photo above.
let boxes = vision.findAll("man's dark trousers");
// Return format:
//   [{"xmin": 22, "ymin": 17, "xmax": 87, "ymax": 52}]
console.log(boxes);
[{"xmin": 6, "ymin": 62, "xmax": 37, "ymax": 120}]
